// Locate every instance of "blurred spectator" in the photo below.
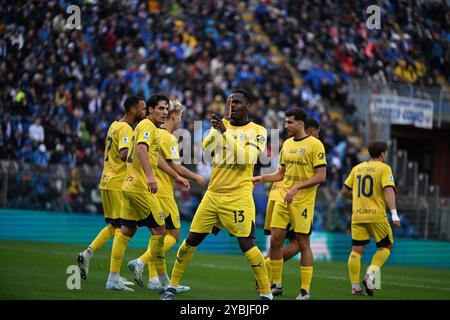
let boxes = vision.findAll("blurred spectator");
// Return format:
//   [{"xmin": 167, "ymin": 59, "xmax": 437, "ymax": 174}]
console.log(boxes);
[{"xmin": 28, "ymin": 118, "xmax": 45, "ymax": 144}]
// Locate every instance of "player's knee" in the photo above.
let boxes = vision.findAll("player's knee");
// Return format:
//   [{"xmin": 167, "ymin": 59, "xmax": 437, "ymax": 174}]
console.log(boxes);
[
  {"xmin": 237, "ymin": 237, "xmax": 254, "ymax": 253},
  {"xmin": 186, "ymin": 232, "xmax": 207, "ymax": 247},
  {"xmin": 151, "ymin": 225, "xmax": 166, "ymax": 236},
  {"xmin": 121, "ymin": 226, "xmax": 136, "ymax": 237},
  {"xmin": 270, "ymin": 236, "xmax": 283, "ymax": 249}
]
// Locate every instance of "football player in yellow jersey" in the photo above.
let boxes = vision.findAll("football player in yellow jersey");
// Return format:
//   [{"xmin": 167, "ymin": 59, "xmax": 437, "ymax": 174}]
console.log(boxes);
[
  {"xmin": 161, "ymin": 89, "xmax": 273, "ymax": 300},
  {"xmin": 77, "ymin": 96, "xmax": 146, "ymax": 284},
  {"xmin": 262, "ymin": 118, "xmax": 321, "ymax": 287},
  {"xmin": 130, "ymin": 100, "xmax": 205, "ymax": 292},
  {"xmin": 106, "ymin": 94, "xmax": 190, "ymax": 291},
  {"xmin": 342, "ymin": 141, "xmax": 400, "ymax": 296},
  {"xmin": 253, "ymin": 108, "xmax": 327, "ymax": 300}
]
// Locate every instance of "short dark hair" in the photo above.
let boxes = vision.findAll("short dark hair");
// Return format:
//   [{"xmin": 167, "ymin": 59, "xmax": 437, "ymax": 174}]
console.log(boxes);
[
  {"xmin": 124, "ymin": 95, "xmax": 144, "ymax": 112},
  {"xmin": 146, "ymin": 94, "xmax": 170, "ymax": 109},
  {"xmin": 368, "ymin": 141, "xmax": 388, "ymax": 158},
  {"xmin": 232, "ymin": 88, "xmax": 253, "ymax": 104},
  {"xmin": 285, "ymin": 108, "xmax": 307, "ymax": 123},
  {"xmin": 305, "ymin": 118, "xmax": 320, "ymax": 130}
]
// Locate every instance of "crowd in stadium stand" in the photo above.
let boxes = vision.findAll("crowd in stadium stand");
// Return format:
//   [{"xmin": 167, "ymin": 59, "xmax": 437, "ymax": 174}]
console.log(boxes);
[{"xmin": 1, "ymin": 0, "xmax": 444, "ymax": 239}]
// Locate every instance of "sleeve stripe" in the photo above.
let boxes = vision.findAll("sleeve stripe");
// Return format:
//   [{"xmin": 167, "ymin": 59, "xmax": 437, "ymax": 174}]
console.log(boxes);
[
  {"xmin": 383, "ymin": 185, "xmax": 396, "ymax": 190},
  {"xmin": 314, "ymin": 164, "xmax": 327, "ymax": 169},
  {"xmin": 246, "ymin": 143, "xmax": 261, "ymax": 150}
]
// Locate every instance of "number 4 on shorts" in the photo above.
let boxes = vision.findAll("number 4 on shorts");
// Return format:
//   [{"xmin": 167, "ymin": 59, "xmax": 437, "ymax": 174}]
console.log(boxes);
[{"xmin": 301, "ymin": 209, "xmax": 307, "ymax": 219}]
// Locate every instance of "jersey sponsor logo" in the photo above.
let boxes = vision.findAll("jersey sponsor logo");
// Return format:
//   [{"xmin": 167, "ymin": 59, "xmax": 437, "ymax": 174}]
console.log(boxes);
[
  {"xmin": 143, "ymin": 132, "xmax": 150, "ymax": 140},
  {"xmin": 256, "ymin": 135, "xmax": 265, "ymax": 144},
  {"xmin": 285, "ymin": 159, "xmax": 308, "ymax": 166},
  {"xmin": 123, "ymin": 137, "xmax": 129, "ymax": 144},
  {"xmin": 318, "ymin": 152, "xmax": 325, "ymax": 160}
]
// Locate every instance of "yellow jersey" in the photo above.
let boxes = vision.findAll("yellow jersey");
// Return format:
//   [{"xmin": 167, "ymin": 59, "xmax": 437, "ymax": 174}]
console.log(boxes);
[
  {"xmin": 100, "ymin": 121, "xmax": 133, "ymax": 191},
  {"xmin": 122, "ymin": 118, "xmax": 160, "ymax": 194},
  {"xmin": 344, "ymin": 160, "xmax": 395, "ymax": 224},
  {"xmin": 156, "ymin": 128, "xmax": 180, "ymax": 198},
  {"xmin": 279, "ymin": 135, "xmax": 327, "ymax": 204},
  {"xmin": 204, "ymin": 119, "xmax": 267, "ymax": 195}
]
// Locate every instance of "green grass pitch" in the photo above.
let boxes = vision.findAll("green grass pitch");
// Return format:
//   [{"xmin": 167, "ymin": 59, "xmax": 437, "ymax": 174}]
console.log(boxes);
[{"xmin": 0, "ymin": 240, "xmax": 449, "ymax": 300}]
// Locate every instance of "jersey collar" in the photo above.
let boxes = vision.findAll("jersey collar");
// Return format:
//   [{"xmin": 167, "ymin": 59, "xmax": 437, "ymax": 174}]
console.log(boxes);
[{"xmin": 293, "ymin": 135, "xmax": 310, "ymax": 142}]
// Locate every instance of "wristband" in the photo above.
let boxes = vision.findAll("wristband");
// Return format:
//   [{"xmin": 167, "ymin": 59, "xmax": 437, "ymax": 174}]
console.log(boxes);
[{"xmin": 391, "ymin": 209, "xmax": 400, "ymax": 222}]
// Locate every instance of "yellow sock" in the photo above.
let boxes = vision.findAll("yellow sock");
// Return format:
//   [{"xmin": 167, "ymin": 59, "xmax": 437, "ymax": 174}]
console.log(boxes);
[
  {"xmin": 149, "ymin": 235, "xmax": 166, "ymax": 276},
  {"xmin": 170, "ymin": 240, "xmax": 196, "ymax": 287},
  {"xmin": 348, "ymin": 251, "xmax": 361, "ymax": 285},
  {"xmin": 264, "ymin": 257, "xmax": 272, "ymax": 284},
  {"xmin": 109, "ymin": 232, "xmax": 131, "ymax": 273},
  {"xmin": 271, "ymin": 259, "xmax": 283, "ymax": 285},
  {"xmin": 300, "ymin": 266, "xmax": 313, "ymax": 291},
  {"xmin": 89, "ymin": 225, "xmax": 115, "ymax": 253},
  {"xmin": 245, "ymin": 246, "xmax": 270, "ymax": 295},
  {"xmin": 369, "ymin": 248, "xmax": 390, "ymax": 274},
  {"xmin": 149, "ymin": 234, "xmax": 177, "ymax": 279}
]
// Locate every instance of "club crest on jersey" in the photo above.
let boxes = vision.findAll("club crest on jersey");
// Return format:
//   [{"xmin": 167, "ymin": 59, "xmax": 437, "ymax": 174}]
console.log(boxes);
[
  {"xmin": 299, "ymin": 148, "xmax": 305, "ymax": 156},
  {"xmin": 239, "ymin": 134, "xmax": 247, "ymax": 141},
  {"xmin": 143, "ymin": 132, "xmax": 150, "ymax": 140},
  {"xmin": 256, "ymin": 135, "xmax": 265, "ymax": 144}
]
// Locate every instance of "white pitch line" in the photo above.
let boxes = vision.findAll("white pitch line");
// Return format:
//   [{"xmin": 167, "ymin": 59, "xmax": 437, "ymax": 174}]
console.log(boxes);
[{"xmin": 2, "ymin": 243, "xmax": 450, "ymax": 293}]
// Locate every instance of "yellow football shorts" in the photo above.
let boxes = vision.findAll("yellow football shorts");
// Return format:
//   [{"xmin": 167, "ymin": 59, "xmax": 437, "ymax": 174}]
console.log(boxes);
[
  {"xmin": 158, "ymin": 196, "xmax": 180, "ymax": 229},
  {"xmin": 271, "ymin": 201, "xmax": 314, "ymax": 235},
  {"xmin": 120, "ymin": 191, "xmax": 165, "ymax": 228},
  {"xmin": 351, "ymin": 221, "xmax": 394, "ymax": 247},
  {"xmin": 264, "ymin": 199, "xmax": 296, "ymax": 240},
  {"xmin": 190, "ymin": 192, "xmax": 256, "ymax": 237},
  {"xmin": 100, "ymin": 189, "xmax": 122, "ymax": 227}
]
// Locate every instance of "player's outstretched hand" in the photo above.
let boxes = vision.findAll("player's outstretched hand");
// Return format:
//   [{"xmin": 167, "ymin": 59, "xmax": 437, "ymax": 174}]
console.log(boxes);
[
  {"xmin": 176, "ymin": 176, "xmax": 190, "ymax": 191},
  {"xmin": 147, "ymin": 175, "xmax": 158, "ymax": 194},
  {"xmin": 211, "ymin": 114, "xmax": 226, "ymax": 133},
  {"xmin": 224, "ymin": 95, "xmax": 232, "ymax": 120},
  {"xmin": 252, "ymin": 176, "xmax": 263, "ymax": 186},
  {"xmin": 195, "ymin": 175, "xmax": 206, "ymax": 187}
]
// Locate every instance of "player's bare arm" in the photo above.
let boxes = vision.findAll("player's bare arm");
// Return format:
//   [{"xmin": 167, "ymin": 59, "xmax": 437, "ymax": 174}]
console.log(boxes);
[
  {"xmin": 136, "ymin": 143, "xmax": 158, "ymax": 194},
  {"xmin": 285, "ymin": 166, "xmax": 326, "ymax": 204},
  {"xmin": 157, "ymin": 155, "xmax": 190, "ymax": 191},
  {"xmin": 253, "ymin": 166, "xmax": 286, "ymax": 185},
  {"xmin": 169, "ymin": 161, "xmax": 205, "ymax": 187},
  {"xmin": 384, "ymin": 186, "xmax": 400, "ymax": 228}
]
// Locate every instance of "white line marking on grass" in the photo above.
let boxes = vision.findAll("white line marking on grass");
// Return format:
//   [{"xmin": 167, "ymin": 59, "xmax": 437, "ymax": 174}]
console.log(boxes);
[
  {"xmin": 2, "ymin": 243, "xmax": 450, "ymax": 292},
  {"xmin": 195, "ymin": 263, "xmax": 450, "ymax": 292}
]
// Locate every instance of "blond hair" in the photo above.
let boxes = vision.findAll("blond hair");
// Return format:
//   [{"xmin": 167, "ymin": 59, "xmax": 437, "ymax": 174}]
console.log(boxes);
[{"xmin": 168, "ymin": 100, "xmax": 185, "ymax": 115}]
